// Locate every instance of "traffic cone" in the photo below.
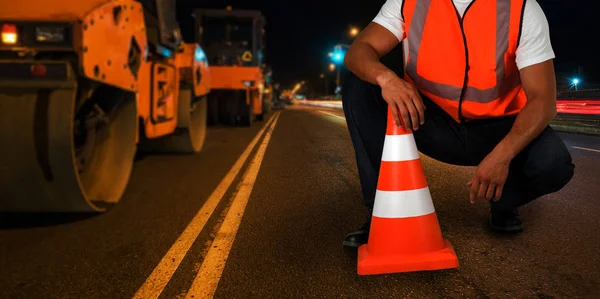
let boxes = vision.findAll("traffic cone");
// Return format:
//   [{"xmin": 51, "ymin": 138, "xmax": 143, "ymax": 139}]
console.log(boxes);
[{"xmin": 357, "ymin": 107, "xmax": 459, "ymax": 275}]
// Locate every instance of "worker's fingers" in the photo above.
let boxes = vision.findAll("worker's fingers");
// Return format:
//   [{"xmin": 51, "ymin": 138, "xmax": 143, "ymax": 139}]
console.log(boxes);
[
  {"xmin": 396, "ymin": 101, "xmax": 411, "ymax": 130},
  {"xmin": 485, "ymin": 184, "xmax": 496, "ymax": 201},
  {"xmin": 410, "ymin": 88, "xmax": 426, "ymax": 125},
  {"xmin": 416, "ymin": 100, "xmax": 426, "ymax": 126},
  {"xmin": 390, "ymin": 102, "xmax": 401, "ymax": 127},
  {"xmin": 405, "ymin": 100, "xmax": 420, "ymax": 130},
  {"xmin": 494, "ymin": 184, "xmax": 503, "ymax": 201},
  {"xmin": 477, "ymin": 181, "xmax": 489, "ymax": 201},
  {"xmin": 469, "ymin": 178, "xmax": 479, "ymax": 203}
]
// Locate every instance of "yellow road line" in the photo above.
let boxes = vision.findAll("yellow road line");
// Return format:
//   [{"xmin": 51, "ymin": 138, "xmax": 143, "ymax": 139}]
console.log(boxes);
[
  {"xmin": 572, "ymin": 146, "xmax": 600, "ymax": 153},
  {"xmin": 319, "ymin": 110, "xmax": 346, "ymax": 121},
  {"xmin": 184, "ymin": 112, "xmax": 281, "ymax": 299},
  {"xmin": 133, "ymin": 112, "xmax": 280, "ymax": 299}
]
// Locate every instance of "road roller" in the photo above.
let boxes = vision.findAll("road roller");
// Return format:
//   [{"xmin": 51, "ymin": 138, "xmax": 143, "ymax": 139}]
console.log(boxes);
[
  {"xmin": 0, "ymin": 0, "xmax": 211, "ymax": 212},
  {"xmin": 195, "ymin": 8, "xmax": 269, "ymax": 126}
]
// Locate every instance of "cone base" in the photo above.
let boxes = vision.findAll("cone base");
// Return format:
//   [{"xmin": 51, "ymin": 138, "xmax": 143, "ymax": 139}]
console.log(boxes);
[{"xmin": 357, "ymin": 239, "xmax": 459, "ymax": 275}]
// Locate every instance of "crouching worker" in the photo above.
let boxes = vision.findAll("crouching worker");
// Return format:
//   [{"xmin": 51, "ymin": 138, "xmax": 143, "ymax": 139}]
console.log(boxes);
[{"xmin": 341, "ymin": 0, "xmax": 575, "ymax": 248}]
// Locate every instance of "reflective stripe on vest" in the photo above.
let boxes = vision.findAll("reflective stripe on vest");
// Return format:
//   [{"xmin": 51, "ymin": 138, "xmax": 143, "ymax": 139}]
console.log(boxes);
[{"xmin": 405, "ymin": 0, "xmax": 521, "ymax": 104}]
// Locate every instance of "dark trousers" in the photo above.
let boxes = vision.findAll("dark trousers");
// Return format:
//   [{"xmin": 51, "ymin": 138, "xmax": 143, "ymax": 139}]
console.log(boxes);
[{"xmin": 342, "ymin": 73, "xmax": 575, "ymax": 212}]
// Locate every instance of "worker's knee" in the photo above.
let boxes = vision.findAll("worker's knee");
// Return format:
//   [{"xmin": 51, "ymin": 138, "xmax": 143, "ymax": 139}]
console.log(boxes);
[
  {"xmin": 524, "ymin": 128, "xmax": 575, "ymax": 193},
  {"xmin": 342, "ymin": 72, "xmax": 381, "ymax": 108},
  {"xmin": 536, "ymin": 156, "xmax": 574, "ymax": 194},
  {"xmin": 342, "ymin": 72, "xmax": 369, "ymax": 91}
]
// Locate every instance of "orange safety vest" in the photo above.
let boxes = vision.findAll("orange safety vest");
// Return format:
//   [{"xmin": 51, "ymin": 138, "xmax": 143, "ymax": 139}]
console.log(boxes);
[{"xmin": 402, "ymin": 0, "xmax": 527, "ymax": 122}]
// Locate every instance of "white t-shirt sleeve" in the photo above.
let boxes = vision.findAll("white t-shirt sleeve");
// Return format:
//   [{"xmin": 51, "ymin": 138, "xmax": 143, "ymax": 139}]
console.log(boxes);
[
  {"xmin": 372, "ymin": 0, "xmax": 406, "ymax": 42},
  {"xmin": 515, "ymin": 0, "xmax": 555, "ymax": 70}
]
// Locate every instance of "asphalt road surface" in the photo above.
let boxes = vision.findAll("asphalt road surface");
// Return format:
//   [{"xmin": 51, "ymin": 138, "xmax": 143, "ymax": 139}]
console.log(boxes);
[{"xmin": 1, "ymin": 104, "xmax": 599, "ymax": 298}]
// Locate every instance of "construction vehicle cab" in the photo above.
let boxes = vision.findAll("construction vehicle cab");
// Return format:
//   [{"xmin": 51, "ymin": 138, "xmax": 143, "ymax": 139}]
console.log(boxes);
[
  {"xmin": 0, "ymin": 0, "xmax": 210, "ymax": 212},
  {"xmin": 195, "ymin": 8, "xmax": 268, "ymax": 126}
]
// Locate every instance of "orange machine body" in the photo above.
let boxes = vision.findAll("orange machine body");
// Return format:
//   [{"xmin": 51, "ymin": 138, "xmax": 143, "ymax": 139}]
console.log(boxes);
[
  {"xmin": 209, "ymin": 65, "xmax": 264, "ymax": 116},
  {"xmin": 176, "ymin": 44, "xmax": 211, "ymax": 98},
  {"xmin": 0, "ymin": 0, "xmax": 211, "ymax": 140}
]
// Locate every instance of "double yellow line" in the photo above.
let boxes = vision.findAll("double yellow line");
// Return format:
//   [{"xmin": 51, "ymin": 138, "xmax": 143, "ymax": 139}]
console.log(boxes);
[{"xmin": 134, "ymin": 112, "xmax": 282, "ymax": 299}]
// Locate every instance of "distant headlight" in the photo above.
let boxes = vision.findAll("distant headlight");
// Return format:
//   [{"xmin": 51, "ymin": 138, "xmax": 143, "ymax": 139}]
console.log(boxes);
[{"xmin": 35, "ymin": 26, "xmax": 66, "ymax": 43}]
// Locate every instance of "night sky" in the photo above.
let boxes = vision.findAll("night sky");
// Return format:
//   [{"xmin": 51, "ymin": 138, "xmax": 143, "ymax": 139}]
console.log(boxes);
[{"xmin": 177, "ymin": 0, "xmax": 600, "ymax": 90}]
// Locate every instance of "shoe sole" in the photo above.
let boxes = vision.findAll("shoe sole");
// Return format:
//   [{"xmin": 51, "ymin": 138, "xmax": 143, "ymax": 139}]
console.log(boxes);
[
  {"xmin": 489, "ymin": 219, "xmax": 524, "ymax": 233},
  {"xmin": 342, "ymin": 240, "xmax": 364, "ymax": 248}
]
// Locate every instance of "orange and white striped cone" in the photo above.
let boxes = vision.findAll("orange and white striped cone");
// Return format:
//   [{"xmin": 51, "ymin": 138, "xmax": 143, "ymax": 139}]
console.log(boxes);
[{"xmin": 357, "ymin": 107, "xmax": 459, "ymax": 275}]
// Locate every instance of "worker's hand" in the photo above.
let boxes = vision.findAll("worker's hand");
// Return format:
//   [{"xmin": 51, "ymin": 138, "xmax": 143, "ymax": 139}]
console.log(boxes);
[
  {"xmin": 376, "ymin": 71, "xmax": 425, "ymax": 130},
  {"xmin": 467, "ymin": 151, "xmax": 511, "ymax": 203}
]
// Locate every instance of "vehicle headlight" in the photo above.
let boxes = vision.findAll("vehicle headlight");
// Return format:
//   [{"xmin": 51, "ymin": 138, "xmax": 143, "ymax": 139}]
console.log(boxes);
[{"xmin": 35, "ymin": 26, "xmax": 66, "ymax": 43}]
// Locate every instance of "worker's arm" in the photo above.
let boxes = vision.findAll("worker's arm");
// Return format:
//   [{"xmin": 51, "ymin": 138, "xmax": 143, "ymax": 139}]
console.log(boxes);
[
  {"xmin": 493, "ymin": 61, "xmax": 557, "ymax": 163},
  {"xmin": 344, "ymin": 23, "xmax": 399, "ymax": 85},
  {"xmin": 469, "ymin": 60, "xmax": 557, "ymax": 202},
  {"xmin": 344, "ymin": 23, "xmax": 425, "ymax": 130}
]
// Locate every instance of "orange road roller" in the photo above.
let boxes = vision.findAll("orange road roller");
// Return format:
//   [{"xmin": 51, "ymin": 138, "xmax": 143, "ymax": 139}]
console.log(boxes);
[{"xmin": 0, "ymin": 0, "xmax": 211, "ymax": 212}]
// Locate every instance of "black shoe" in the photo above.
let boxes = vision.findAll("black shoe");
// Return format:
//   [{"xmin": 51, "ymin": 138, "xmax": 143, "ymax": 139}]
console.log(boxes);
[
  {"xmin": 489, "ymin": 209, "xmax": 524, "ymax": 233},
  {"xmin": 343, "ymin": 220, "xmax": 370, "ymax": 248}
]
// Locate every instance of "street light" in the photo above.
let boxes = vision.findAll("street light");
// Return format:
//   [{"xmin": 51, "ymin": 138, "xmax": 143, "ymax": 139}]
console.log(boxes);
[
  {"xmin": 329, "ymin": 44, "xmax": 350, "ymax": 90},
  {"xmin": 329, "ymin": 63, "xmax": 335, "ymax": 71},
  {"xmin": 332, "ymin": 50, "xmax": 345, "ymax": 64},
  {"xmin": 349, "ymin": 26, "xmax": 360, "ymax": 37},
  {"xmin": 571, "ymin": 78, "xmax": 581, "ymax": 91},
  {"xmin": 329, "ymin": 44, "xmax": 350, "ymax": 66}
]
